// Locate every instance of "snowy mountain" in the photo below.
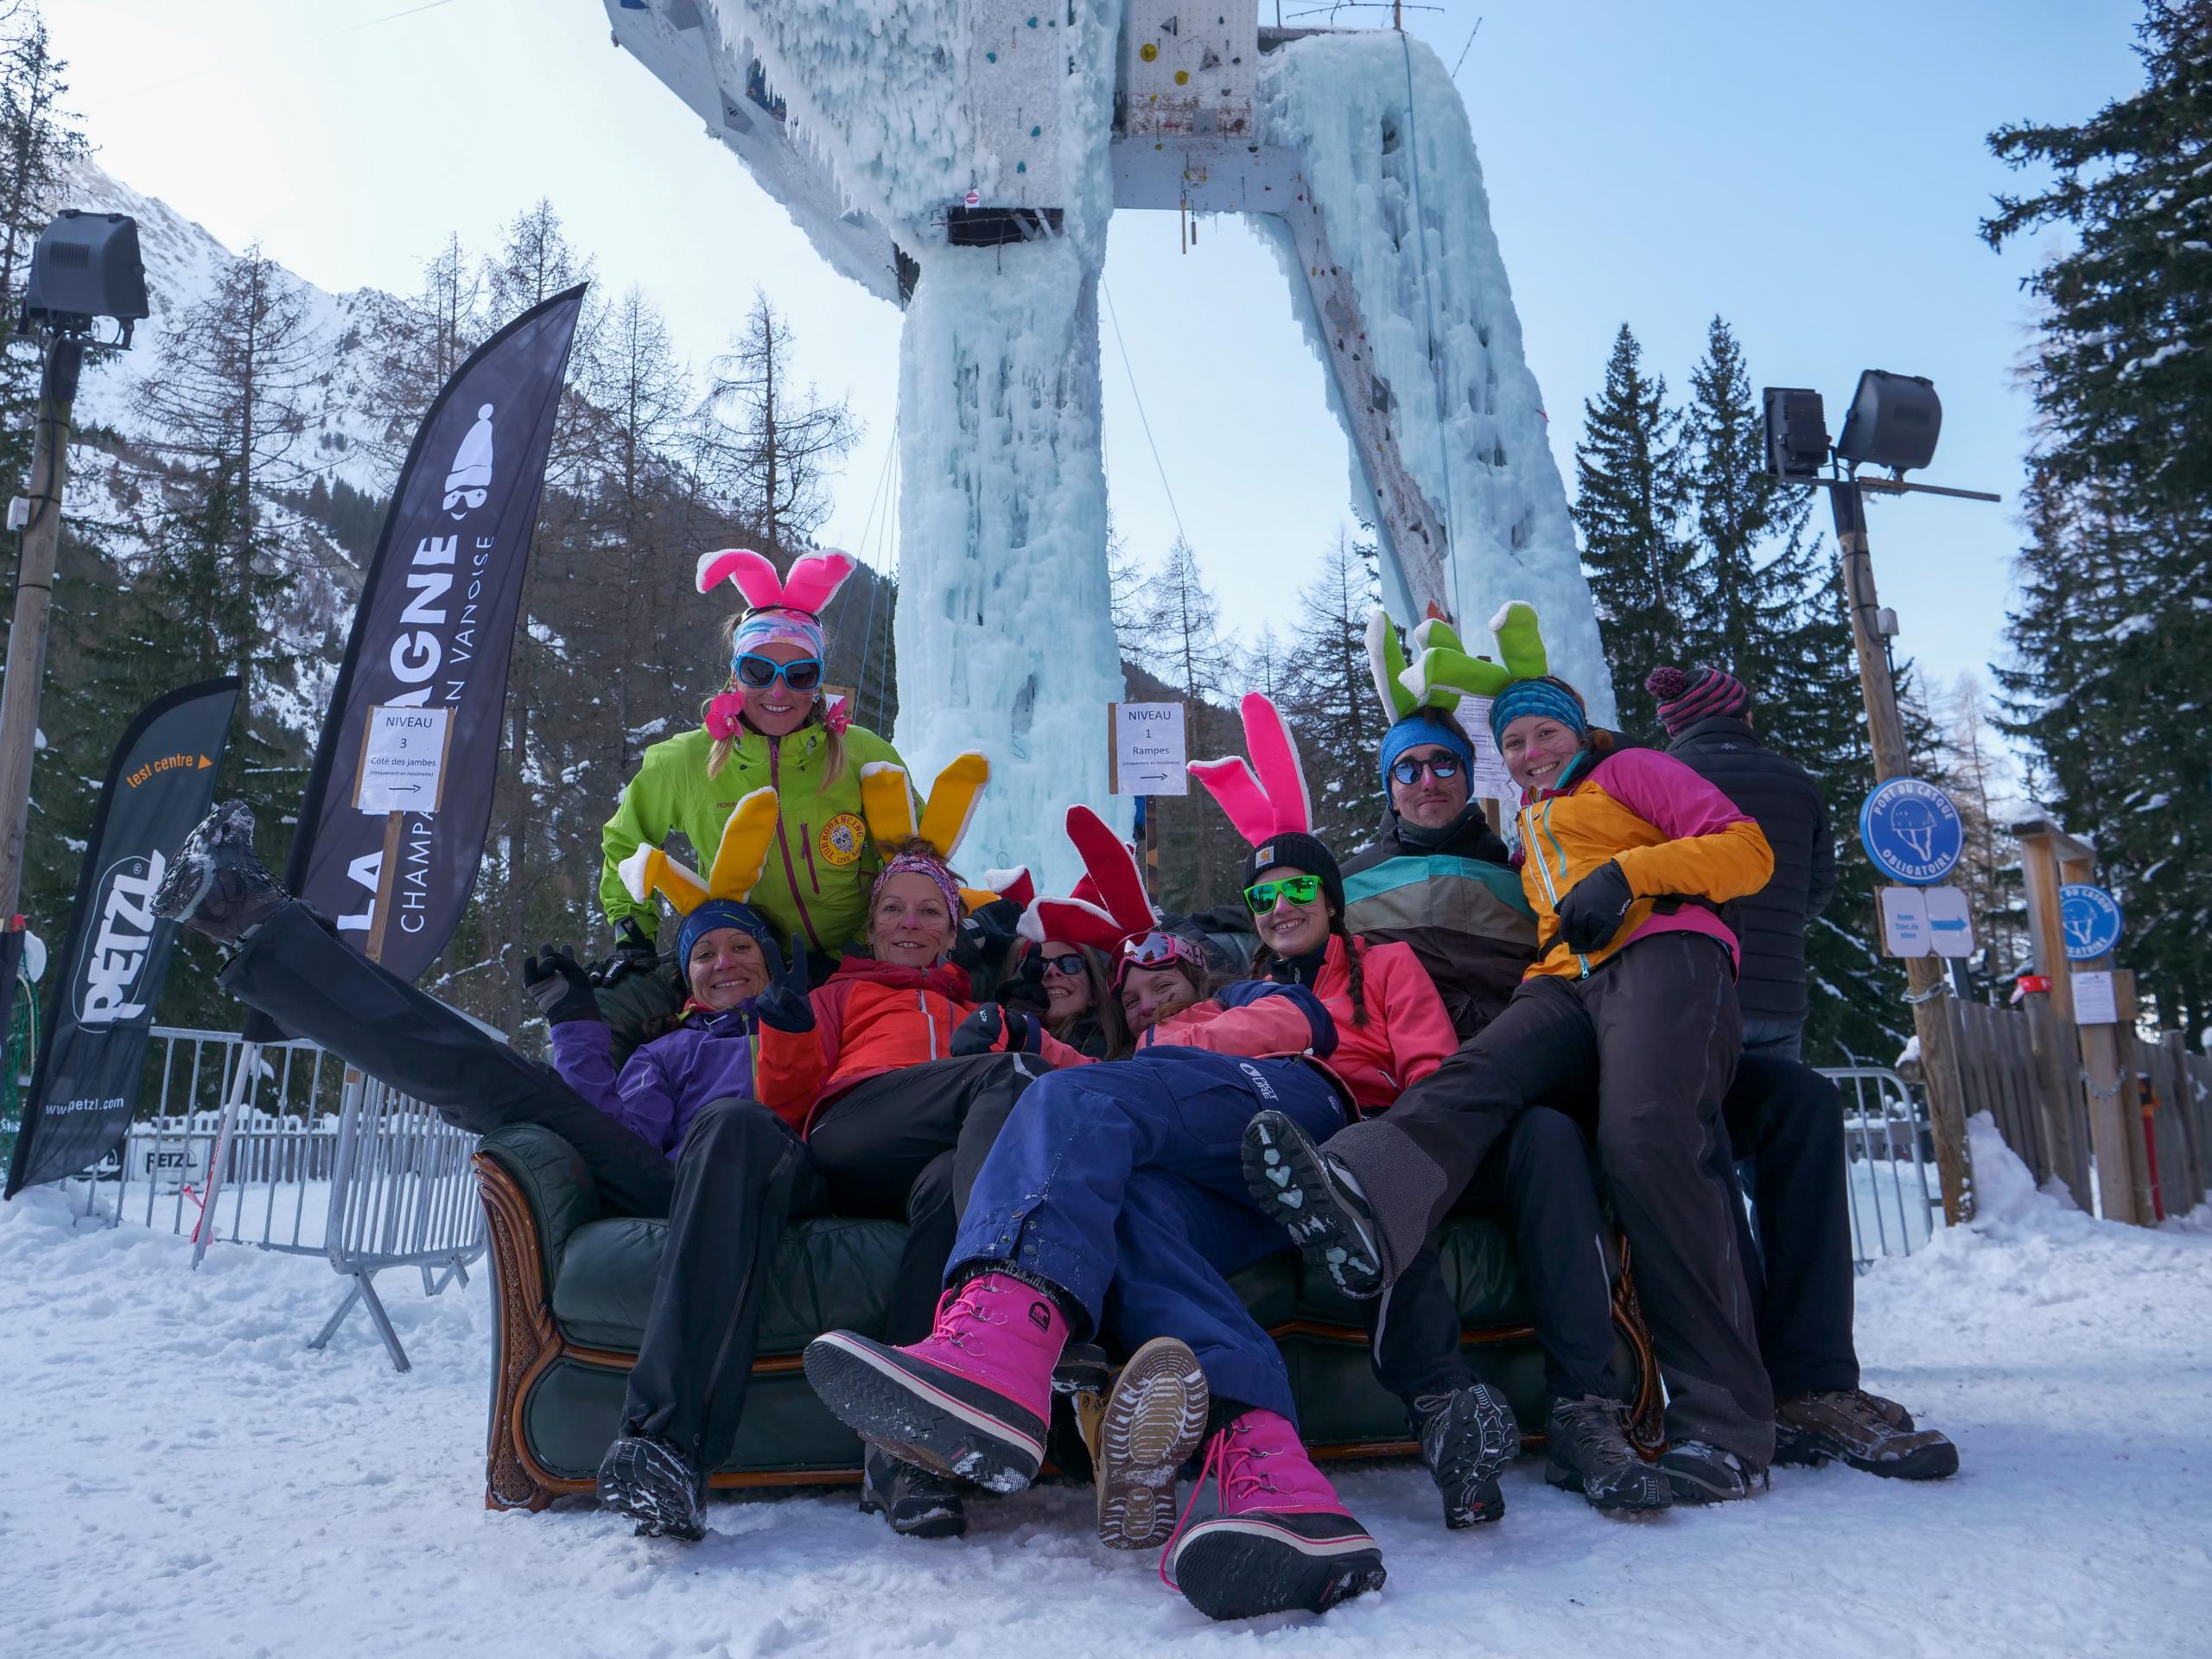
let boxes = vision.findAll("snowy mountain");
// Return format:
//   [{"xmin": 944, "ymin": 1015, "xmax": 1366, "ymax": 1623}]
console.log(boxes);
[{"xmin": 60, "ymin": 156, "xmax": 399, "ymax": 504}]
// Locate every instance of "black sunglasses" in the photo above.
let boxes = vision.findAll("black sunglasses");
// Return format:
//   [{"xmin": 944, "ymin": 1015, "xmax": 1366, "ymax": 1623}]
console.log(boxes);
[{"xmin": 1390, "ymin": 755, "xmax": 1463, "ymax": 785}]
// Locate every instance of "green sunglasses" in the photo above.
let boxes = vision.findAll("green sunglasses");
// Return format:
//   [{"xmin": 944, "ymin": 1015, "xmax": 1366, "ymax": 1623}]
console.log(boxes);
[{"xmin": 1243, "ymin": 874, "xmax": 1324, "ymax": 912}]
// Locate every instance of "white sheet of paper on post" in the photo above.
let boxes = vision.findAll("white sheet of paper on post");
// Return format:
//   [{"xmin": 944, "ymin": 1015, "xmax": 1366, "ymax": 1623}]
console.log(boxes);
[
  {"xmin": 1879, "ymin": 886, "xmax": 1931, "ymax": 957},
  {"xmin": 1109, "ymin": 702, "xmax": 1188, "ymax": 796},
  {"xmin": 2072, "ymin": 969, "xmax": 2119, "ymax": 1027},
  {"xmin": 1922, "ymin": 885, "xmax": 1976, "ymax": 958},
  {"xmin": 355, "ymin": 706, "xmax": 451, "ymax": 815},
  {"xmin": 1460, "ymin": 696, "xmax": 1520, "ymax": 805}
]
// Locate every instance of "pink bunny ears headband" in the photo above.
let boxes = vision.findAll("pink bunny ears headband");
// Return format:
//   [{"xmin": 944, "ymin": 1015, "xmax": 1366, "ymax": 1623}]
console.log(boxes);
[
  {"xmin": 697, "ymin": 547, "xmax": 857, "ymax": 658},
  {"xmin": 1187, "ymin": 694, "xmax": 1313, "ymax": 846}
]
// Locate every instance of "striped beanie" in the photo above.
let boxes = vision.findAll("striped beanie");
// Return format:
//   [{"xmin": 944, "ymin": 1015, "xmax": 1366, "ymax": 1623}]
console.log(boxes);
[
  {"xmin": 1487, "ymin": 677, "xmax": 1589, "ymax": 745},
  {"xmin": 1644, "ymin": 665, "xmax": 1752, "ymax": 736}
]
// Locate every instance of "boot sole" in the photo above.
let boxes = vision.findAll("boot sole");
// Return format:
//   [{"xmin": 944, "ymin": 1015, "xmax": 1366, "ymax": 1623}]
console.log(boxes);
[
  {"xmin": 596, "ymin": 1440, "xmax": 705, "ymax": 1541},
  {"xmin": 1240, "ymin": 1111, "xmax": 1384, "ymax": 1300},
  {"xmin": 1775, "ymin": 1425, "xmax": 1959, "ymax": 1481},
  {"xmin": 858, "ymin": 1487, "xmax": 969, "ymax": 1541},
  {"xmin": 1095, "ymin": 1338, "xmax": 1210, "ymax": 1551},
  {"xmin": 804, "ymin": 1332, "xmax": 1046, "ymax": 1495},
  {"xmin": 1426, "ymin": 1382, "xmax": 1517, "ymax": 1529},
  {"xmin": 1544, "ymin": 1456, "xmax": 1673, "ymax": 1514},
  {"xmin": 1171, "ymin": 1521, "xmax": 1387, "ymax": 1621}
]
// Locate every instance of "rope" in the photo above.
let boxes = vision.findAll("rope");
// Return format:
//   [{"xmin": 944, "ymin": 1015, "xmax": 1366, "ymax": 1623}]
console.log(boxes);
[
  {"xmin": 852, "ymin": 421, "xmax": 899, "ymax": 729},
  {"xmin": 1100, "ymin": 280, "xmax": 1188, "ymax": 546},
  {"xmin": 1398, "ymin": 29, "xmax": 1465, "ymax": 624}
]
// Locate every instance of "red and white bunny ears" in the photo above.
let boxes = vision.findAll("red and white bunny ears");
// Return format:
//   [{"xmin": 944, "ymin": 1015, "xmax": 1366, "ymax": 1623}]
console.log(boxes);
[
  {"xmin": 1186, "ymin": 694, "xmax": 1313, "ymax": 848},
  {"xmin": 696, "ymin": 546, "xmax": 857, "ymax": 615},
  {"xmin": 1020, "ymin": 804, "xmax": 1158, "ymax": 950}
]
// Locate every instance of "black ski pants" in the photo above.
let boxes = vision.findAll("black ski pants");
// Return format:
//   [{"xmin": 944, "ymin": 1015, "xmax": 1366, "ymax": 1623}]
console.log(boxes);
[
  {"xmin": 1724, "ymin": 1054, "xmax": 1859, "ymax": 1398},
  {"xmin": 219, "ymin": 901, "xmax": 825, "ymax": 1474},
  {"xmin": 1323, "ymin": 931, "xmax": 1771, "ymax": 1465},
  {"xmin": 804, "ymin": 1052, "xmax": 1042, "ymax": 1344},
  {"xmin": 1365, "ymin": 1106, "xmax": 1624, "ymax": 1414}
]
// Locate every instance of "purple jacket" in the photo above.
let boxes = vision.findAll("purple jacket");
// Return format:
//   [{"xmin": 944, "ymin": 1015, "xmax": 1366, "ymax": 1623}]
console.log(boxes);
[{"xmin": 549, "ymin": 1002, "xmax": 759, "ymax": 1157}]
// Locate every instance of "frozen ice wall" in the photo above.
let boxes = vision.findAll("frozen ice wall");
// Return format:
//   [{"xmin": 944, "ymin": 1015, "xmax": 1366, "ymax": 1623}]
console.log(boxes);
[
  {"xmin": 1254, "ymin": 31, "xmax": 1618, "ymax": 722},
  {"xmin": 685, "ymin": 0, "xmax": 1128, "ymax": 885}
]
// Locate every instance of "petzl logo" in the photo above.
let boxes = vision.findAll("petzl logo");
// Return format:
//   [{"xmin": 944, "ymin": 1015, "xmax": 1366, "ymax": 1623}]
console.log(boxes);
[
  {"xmin": 442, "ymin": 402, "xmax": 496, "ymax": 520},
  {"xmin": 74, "ymin": 851, "xmax": 165, "ymax": 1027}
]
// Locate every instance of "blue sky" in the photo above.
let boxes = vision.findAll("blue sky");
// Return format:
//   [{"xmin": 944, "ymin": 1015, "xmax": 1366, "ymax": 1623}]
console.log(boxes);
[{"xmin": 54, "ymin": 0, "xmax": 2146, "ymax": 705}]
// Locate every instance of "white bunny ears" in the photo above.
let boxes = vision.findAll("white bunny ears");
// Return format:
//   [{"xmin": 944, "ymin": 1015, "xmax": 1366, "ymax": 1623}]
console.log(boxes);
[
  {"xmin": 1187, "ymin": 693, "xmax": 1313, "ymax": 848},
  {"xmin": 695, "ymin": 546, "xmax": 856, "ymax": 616}
]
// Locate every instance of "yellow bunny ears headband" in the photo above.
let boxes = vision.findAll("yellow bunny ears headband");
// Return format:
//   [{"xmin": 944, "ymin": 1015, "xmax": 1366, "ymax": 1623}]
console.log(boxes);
[{"xmin": 620, "ymin": 786, "xmax": 779, "ymax": 917}]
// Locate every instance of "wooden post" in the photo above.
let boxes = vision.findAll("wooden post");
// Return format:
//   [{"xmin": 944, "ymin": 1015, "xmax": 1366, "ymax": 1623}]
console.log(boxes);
[
  {"xmin": 362, "ymin": 809, "xmax": 406, "ymax": 966},
  {"xmin": 2014, "ymin": 822, "xmax": 2094, "ymax": 1210},
  {"xmin": 1827, "ymin": 481, "xmax": 1973, "ymax": 1223}
]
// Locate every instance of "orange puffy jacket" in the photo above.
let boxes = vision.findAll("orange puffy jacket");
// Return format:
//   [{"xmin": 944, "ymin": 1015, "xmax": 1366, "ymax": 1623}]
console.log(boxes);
[
  {"xmin": 1513, "ymin": 737, "xmax": 1775, "ymax": 980},
  {"xmin": 753, "ymin": 956, "xmax": 975, "ymax": 1133}
]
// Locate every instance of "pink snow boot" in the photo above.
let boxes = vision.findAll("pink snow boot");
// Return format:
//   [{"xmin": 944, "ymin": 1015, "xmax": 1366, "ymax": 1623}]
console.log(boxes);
[
  {"xmin": 1162, "ymin": 1408, "xmax": 1386, "ymax": 1621},
  {"xmin": 804, "ymin": 1272, "xmax": 1068, "ymax": 1493}
]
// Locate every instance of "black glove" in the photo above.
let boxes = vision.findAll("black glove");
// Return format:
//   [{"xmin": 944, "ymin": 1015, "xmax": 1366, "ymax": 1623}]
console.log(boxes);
[
  {"xmin": 999, "ymin": 946, "xmax": 1052, "ymax": 1019},
  {"xmin": 588, "ymin": 917, "xmax": 661, "ymax": 988},
  {"xmin": 950, "ymin": 897, "xmax": 1022, "ymax": 974},
  {"xmin": 951, "ymin": 1003, "xmax": 1039, "ymax": 1058},
  {"xmin": 523, "ymin": 943, "xmax": 601, "ymax": 1026},
  {"xmin": 1553, "ymin": 860, "xmax": 1637, "ymax": 953},
  {"xmin": 753, "ymin": 932, "xmax": 816, "ymax": 1033}
]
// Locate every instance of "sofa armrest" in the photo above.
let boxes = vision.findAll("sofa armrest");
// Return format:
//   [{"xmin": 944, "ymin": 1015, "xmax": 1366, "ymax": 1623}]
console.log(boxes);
[{"xmin": 475, "ymin": 1123, "xmax": 604, "ymax": 1291}]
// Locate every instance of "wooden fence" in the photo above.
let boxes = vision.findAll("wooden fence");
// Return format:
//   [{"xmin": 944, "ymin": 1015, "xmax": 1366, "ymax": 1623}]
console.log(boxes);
[{"xmin": 1948, "ymin": 995, "xmax": 2206, "ymax": 1221}]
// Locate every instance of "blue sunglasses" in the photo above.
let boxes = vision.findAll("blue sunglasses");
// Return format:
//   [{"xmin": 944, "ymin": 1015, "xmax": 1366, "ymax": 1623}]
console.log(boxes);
[{"xmin": 733, "ymin": 653, "xmax": 824, "ymax": 692}]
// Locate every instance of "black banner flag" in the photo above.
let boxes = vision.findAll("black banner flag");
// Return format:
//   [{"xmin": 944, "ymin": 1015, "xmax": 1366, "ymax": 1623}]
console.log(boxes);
[
  {"xmin": 285, "ymin": 284, "xmax": 585, "ymax": 979},
  {"xmin": 5, "ymin": 678, "xmax": 239, "ymax": 1196}
]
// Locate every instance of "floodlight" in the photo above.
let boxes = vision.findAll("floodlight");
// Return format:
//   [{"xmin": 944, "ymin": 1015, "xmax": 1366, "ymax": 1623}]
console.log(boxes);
[
  {"xmin": 1834, "ymin": 370, "xmax": 1941, "ymax": 474},
  {"xmin": 1761, "ymin": 386, "xmax": 1829, "ymax": 480},
  {"xmin": 22, "ymin": 212, "xmax": 149, "ymax": 346}
]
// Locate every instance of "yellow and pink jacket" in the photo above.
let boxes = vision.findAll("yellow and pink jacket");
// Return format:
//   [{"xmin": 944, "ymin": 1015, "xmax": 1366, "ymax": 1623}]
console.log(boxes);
[{"xmin": 1515, "ymin": 737, "xmax": 1775, "ymax": 980}]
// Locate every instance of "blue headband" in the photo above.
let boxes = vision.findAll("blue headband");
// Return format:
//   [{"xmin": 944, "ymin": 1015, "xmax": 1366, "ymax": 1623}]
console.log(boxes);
[
  {"xmin": 1488, "ymin": 678, "xmax": 1587, "ymax": 745},
  {"xmin": 1378, "ymin": 710, "xmax": 1475, "ymax": 798},
  {"xmin": 676, "ymin": 899, "xmax": 776, "ymax": 971}
]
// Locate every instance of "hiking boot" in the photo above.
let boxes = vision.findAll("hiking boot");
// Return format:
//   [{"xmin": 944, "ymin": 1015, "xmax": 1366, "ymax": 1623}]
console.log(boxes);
[
  {"xmin": 150, "ymin": 800, "xmax": 287, "ymax": 944},
  {"xmin": 859, "ymin": 1446, "xmax": 969, "ymax": 1540},
  {"xmin": 1543, "ymin": 1395, "xmax": 1671, "ymax": 1514},
  {"xmin": 1413, "ymin": 1382, "xmax": 1518, "ymax": 1529},
  {"xmin": 1240, "ymin": 1110, "xmax": 1386, "ymax": 1300},
  {"xmin": 1659, "ymin": 1440, "xmax": 1763, "ymax": 1503},
  {"xmin": 595, "ymin": 1434, "xmax": 706, "ymax": 1541},
  {"xmin": 804, "ymin": 1270, "xmax": 1068, "ymax": 1494},
  {"xmin": 1776, "ymin": 1389, "xmax": 1959, "ymax": 1481},
  {"xmin": 1093, "ymin": 1337, "xmax": 1210, "ymax": 1551},
  {"xmin": 1163, "ymin": 1408, "xmax": 1387, "ymax": 1622}
]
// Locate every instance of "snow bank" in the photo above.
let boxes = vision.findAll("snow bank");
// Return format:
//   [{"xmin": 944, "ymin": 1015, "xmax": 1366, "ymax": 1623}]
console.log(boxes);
[
  {"xmin": 1255, "ymin": 33, "xmax": 1615, "ymax": 721},
  {"xmin": 6, "ymin": 1142, "xmax": 2209, "ymax": 1658}
]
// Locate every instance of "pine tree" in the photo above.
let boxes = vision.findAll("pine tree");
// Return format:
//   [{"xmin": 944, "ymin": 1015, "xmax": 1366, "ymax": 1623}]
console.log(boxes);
[
  {"xmin": 1571, "ymin": 324, "xmax": 1692, "ymax": 736},
  {"xmin": 1132, "ymin": 537, "xmax": 1237, "ymax": 912},
  {"xmin": 1982, "ymin": 1, "xmax": 2212, "ymax": 1034},
  {"xmin": 1280, "ymin": 531, "xmax": 1388, "ymax": 850}
]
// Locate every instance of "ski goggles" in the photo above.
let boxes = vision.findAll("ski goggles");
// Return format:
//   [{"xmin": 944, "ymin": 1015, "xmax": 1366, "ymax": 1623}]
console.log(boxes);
[
  {"xmin": 1112, "ymin": 930, "xmax": 1205, "ymax": 988},
  {"xmin": 1243, "ymin": 874, "xmax": 1324, "ymax": 913},
  {"xmin": 1389, "ymin": 754, "xmax": 1463, "ymax": 785},
  {"xmin": 733, "ymin": 652, "xmax": 825, "ymax": 693}
]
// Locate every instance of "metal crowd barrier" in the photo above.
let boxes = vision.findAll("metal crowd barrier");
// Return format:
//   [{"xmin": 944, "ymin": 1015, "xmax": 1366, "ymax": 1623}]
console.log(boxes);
[
  {"xmin": 106, "ymin": 1027, "xmax": 485, "ymax": 1372},
  {"xmin": 1815, "ymin": 1065, "xmax": 1944, "ymax": 1268}
]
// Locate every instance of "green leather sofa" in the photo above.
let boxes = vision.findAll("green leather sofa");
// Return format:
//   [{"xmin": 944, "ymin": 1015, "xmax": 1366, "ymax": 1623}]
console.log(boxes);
[{"xmin": 473, "ymin": 1122, "xmax": 1663, "ymax": 1510}]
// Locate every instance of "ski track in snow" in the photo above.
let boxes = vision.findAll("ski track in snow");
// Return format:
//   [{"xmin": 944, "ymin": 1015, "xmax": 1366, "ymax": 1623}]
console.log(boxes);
[{"xmin": 2, "ymin": 1134, "xmax": 2207, "ymax": 1659}]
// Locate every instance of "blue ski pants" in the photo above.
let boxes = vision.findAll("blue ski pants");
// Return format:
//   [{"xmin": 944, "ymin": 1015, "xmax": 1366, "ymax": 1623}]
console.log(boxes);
[{"xmin": 950, "ymin": 1048, "xmax": 1348, "ymax": 1427}]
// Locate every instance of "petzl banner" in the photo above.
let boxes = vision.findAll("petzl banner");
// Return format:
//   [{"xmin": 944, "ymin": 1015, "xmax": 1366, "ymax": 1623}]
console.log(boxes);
[
  {"xmin": 5, "ymin": 677, "xmax": 239, "ymax": 1195},
  {"xmin": 285, "ymin": 283, "xmax": 586, "ymax": 979}
]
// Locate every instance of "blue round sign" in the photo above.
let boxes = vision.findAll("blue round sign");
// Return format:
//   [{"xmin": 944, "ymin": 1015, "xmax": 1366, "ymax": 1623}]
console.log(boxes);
[
  {"xmin": 2058, "ymin": 883, "xmax": 2123, "ymax": 962},
  {"xmin": 1859, "ymin": 778, "xmax": 1963, "ymax": 885}
]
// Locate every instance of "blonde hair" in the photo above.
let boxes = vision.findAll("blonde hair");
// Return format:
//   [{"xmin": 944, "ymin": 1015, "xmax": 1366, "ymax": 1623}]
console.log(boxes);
[{"xmin": 704, "ymin": 608, "xmax": 848, "ymax": 787}]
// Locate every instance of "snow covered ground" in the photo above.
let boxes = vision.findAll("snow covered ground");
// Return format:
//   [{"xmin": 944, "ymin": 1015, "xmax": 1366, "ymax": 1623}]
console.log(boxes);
[{"xmin": 2, "ymin": 1119, "xmax": 2205, "ymax": 1659}]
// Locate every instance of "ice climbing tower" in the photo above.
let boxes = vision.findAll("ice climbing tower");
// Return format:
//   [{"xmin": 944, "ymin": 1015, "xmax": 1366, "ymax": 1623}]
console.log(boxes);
[{"xmin": 603, "ymin": 1, "xmax": 1613, "ymax": 879}]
